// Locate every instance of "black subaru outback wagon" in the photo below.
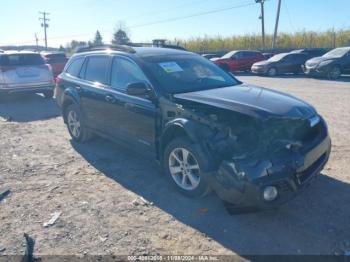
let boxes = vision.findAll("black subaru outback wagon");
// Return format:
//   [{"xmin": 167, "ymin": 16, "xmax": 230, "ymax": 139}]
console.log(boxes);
[{"xmin": 55, "ymin": 46, "xmax": 331, "ymax": 211}]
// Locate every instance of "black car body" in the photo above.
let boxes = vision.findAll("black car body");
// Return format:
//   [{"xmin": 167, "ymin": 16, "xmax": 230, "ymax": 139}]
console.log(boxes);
[
  {"xmin": 252, "ymin": 52, "xmax": 309, "ymax": 77},
  {"xmin": 55, "ymin": 46, "xmax": 331, "ymax": 211},
  {"xmin": 303, "ymin": 47, "xmax": 350, "ymax": 79}
]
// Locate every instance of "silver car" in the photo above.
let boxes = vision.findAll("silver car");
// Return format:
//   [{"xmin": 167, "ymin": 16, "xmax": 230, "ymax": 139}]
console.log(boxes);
[{"xmin": 0, "ymin": 51, "xmax": 55, "ymax": 98}]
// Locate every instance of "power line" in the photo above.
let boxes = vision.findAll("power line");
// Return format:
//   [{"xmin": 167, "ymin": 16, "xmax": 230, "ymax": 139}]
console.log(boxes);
[
  {"xmin": 129, "ymin": 1, "xmax": 256, "ymax": 29},
  {"xmin": 0, "ymin": 1, "xmax": 256, "ymax": 46},
  {"xmin": 39, "ymin": 11, "xmax": 50, "ymax": 50}
]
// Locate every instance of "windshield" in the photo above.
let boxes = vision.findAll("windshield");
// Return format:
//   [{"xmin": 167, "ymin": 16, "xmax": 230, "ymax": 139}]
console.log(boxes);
[
  {"xmin": 268, "ymin": 53, "xmax": 288, "ymax": 62},
  {"xmin": 144, "ymin": 54, "xmax": 239, "ymax": 94},
  {"xmin": 221, "ymin": 51, "xmax": 237, "ymax": 59},
  {"xmin": 323, "ymin": 48, "xmax": 349, "ymax": 58}
]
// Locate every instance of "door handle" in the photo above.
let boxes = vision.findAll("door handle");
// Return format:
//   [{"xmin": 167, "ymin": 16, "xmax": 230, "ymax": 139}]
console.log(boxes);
[{"xmin": 105, "ymin": 95, "xmax": 116, "ymax": 103}]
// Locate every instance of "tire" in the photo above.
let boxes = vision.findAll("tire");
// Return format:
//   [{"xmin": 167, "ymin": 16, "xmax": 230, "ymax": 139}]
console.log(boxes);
[
  {"xmin": 43, "ymin": 90, "xmax": 54, "ymax": 99},
  {"xmin": 163, "ymin": 137, "xmax": 211, "ymax": 198},
  {"xmin": 267, "ymin": 67, "xmax": 277, "ymax": 77},
  {"xmin": 328, "ymin": 66, "xmax": 341, "ymax": 80},
  {"xmin": 65, "ymin": 104, "xmax": 93, "ymax": 143}
]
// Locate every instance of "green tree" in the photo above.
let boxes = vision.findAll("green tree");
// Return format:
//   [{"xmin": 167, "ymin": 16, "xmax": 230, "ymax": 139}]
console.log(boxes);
[
  {"xmin": 111, "ymin": 29, "xmax": 130, "ymax": 45},
  {"xmin": 58, "ymin": 45, "xmax": 66, "ymax": 52},
  {"xmin": 93, "ymin": 30, "xmax": 103, "ymax": 46}
]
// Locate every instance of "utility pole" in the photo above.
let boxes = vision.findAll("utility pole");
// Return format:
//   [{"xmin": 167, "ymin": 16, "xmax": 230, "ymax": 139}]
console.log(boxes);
[
  {"xmin": 35, "ymin": 33, "xmax": 39, "ymax": 52},
  {"xmin": 272, "ymin": 0, "xmax": 282, "ymax": 49},
  {"xmin": 256, "ymin": 0, "xmax": 265, "ymax": 50},
  {"xmin": 39, "ymin": 11, "xmax": 50, "ymax": 50}
]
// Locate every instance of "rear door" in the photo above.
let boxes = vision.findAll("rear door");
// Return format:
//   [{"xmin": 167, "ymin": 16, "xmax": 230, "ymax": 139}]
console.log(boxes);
[
  {"xmin": 0, "ymin": 54, "xmax": 53, "ymax": 87},
  {"xmin": 78, "ymin": 55, "xmax": 112, "ymax": 133}
]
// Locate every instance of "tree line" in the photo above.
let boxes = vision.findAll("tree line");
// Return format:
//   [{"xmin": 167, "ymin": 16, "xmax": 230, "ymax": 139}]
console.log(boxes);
[
  {"xmin": 60, "ymin": 28, "xmax": 350, "ymax": 54},
  {"xmin": 172, "ymin": 29, "xmax": 350, "ymax": 53}
]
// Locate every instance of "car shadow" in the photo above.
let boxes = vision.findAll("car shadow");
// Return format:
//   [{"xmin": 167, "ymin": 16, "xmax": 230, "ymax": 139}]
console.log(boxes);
[
  {"xmin": 0, "ymin": 94, "xmax": 61, "ymax": 122},
  {"xmin": 72, "ymin": 137, "xmax": 350, "ymax": 255}
]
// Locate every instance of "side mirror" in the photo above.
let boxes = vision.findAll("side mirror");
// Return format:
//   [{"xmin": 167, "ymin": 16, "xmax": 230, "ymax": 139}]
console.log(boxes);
[{"xmin": 126, "ymin": 82, "xmax": 150, "ymax": 97}]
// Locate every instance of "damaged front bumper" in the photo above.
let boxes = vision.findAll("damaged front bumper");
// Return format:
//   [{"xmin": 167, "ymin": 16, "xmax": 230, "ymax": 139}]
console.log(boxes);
[{"xmin": 204, "ymin": 125, "xmax": 332, "ymax": 210}]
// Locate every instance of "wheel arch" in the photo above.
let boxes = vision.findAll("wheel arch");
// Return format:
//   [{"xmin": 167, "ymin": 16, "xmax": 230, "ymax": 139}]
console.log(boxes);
[
  {"xmin": 159, "ymin": 118, "xmax": 207, "ymax": 160},
  {"xmin": 62, "ymin": 89, "xmax": 80, "ymax": 123}
]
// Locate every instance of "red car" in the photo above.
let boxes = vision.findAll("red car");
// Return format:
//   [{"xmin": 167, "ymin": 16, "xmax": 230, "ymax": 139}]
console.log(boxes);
[
  {"xmin": 212, "ymin": 50, "xmax": 265, "ymax": 72},
  {"xmin": 41, "ymin": 52, "xmax": 68, "ymax": 77}
]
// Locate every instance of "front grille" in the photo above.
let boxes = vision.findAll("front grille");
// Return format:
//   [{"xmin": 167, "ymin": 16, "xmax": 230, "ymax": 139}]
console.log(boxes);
[{"xmin": 297, "ymin": 153, "xmax": 327, "ymax": 184}]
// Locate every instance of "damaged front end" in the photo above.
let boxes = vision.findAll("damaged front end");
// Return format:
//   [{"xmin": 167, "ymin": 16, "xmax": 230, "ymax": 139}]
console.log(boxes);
[
  {"xmin": 165, "ymin": 89, "xmax": 331, "ymax": 210},
  {"xmin": 202, "ymin": 113, "xmax": 331, "ymax": 209}
]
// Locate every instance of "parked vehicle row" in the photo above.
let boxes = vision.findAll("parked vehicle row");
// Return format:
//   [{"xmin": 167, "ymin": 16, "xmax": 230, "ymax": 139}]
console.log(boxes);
[
  {"xmin": 208, "ymin": 47, "xmax": 349, "ymax": 79},
  {"xmin": 55, "ymin": 45, "xmax": 331, "ymax": 211}
]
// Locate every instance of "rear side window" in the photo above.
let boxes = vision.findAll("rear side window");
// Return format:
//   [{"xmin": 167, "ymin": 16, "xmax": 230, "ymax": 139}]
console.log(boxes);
[
  {"xmin": 66, "ymin": 57, "xmax": 84, "ymax": 77},
  {"xmin": 84, "ymin": 56, "xmax": 110, "ymax": 84},
  {"xmin": 0, "ymin": 54, "xmax": 45, "ymax": 66}
]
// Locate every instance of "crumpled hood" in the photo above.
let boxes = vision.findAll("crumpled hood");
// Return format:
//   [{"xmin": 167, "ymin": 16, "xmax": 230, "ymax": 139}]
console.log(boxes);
[{"xmin": 174, "ymin": 84, "xmax": 317, "ymax": 120}]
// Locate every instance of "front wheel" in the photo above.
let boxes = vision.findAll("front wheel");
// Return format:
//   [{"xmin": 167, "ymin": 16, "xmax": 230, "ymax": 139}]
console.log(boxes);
[
  {"xmin": 65, "ymin": 104, "xmax": 92, "ymax": 143},
  {"xmin": 328, "ymin": 66, "xmax": 341, "ymax": 80},
  {"xmin": 267, "ymin": 67, "xmax": 277, "ymax": 77},
  {"xmin": 163, "ymin": 137, "xmax": 211, "ymax": 198}
]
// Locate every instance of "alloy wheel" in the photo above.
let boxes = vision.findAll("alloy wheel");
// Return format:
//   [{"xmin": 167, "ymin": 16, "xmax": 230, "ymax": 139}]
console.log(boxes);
[
  {"xmin": 168, "ymin": 148, "xmax": 201, "ymax": 191},
  {"xmin": 67, "ymin": 110, "xmax": 81, "ymax": 138}
]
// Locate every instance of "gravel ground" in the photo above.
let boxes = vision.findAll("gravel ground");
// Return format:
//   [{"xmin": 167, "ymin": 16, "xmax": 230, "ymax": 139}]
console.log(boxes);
[{"xmin": 0, "ymin": 75, "xmax": 349, "ymax": 259}]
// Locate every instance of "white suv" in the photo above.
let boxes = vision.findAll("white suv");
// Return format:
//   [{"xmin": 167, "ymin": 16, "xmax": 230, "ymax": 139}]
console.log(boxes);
[{"xmin": 0, "ymin": 51, "xmax": 55, "ymax": 98}]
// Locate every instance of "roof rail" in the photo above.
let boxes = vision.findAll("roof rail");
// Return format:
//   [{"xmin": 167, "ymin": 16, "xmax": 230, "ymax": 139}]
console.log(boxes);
[{"xmin": 76, "ymin": 45, "xmax": 136, "ymax": 54}]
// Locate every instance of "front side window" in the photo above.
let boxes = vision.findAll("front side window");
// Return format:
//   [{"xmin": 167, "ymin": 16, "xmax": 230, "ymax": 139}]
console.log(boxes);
[
  {"xmin": 144, "ymin": 54, "xmax": 239, "ymax": 94},
  {"xmin": 84, "ymin": 56, "xmax": 110, "ymax": 84},
  {"xmin": 66, "ymin": 57, "xmax": 84, "ymax": 77},
  {"xmin": 111, "ymin": 57, "xmax": 149, "ymax": 91}
]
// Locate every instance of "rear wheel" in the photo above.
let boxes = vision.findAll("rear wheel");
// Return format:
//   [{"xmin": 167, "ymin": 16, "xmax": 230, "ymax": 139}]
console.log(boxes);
[
  {"xmin": 43, "ymin": 90, "xmax": 54, "ymax": 99},
  {"xmin": 163, "ymin": 137, "xmax": 211, "ymax": 198},
  {"xmin": 65, "ymin": 104, "xmax": 92, "ymax": 143},
  {"xmin": 267, "ymin": 67, "xmax": 277, "ymax": 77}
]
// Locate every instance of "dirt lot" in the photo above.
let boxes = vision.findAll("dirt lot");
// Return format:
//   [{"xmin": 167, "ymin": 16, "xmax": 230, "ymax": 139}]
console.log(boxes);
[{"xmin": 0, "ymin": 75, "xmax": 350, "ymax": 259}]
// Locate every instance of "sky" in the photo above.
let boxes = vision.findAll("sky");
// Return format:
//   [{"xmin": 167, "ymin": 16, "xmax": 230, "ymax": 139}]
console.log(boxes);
[{"xmin": 0, "ymin": 0, "xmax": 349, "ymax": 48}]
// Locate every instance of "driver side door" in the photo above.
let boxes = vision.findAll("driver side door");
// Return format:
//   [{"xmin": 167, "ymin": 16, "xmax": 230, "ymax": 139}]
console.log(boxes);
[{"xmin": 104, "ymin": 56, "xmax": 157, "ymax": 150}]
